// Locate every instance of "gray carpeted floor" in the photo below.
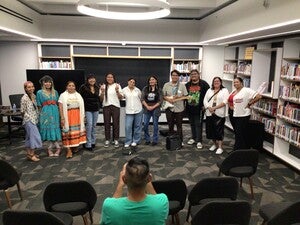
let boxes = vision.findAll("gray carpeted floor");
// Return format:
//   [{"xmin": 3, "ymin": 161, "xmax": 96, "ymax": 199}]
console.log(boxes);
[{"xmin": 0, "ymin": 123, "xmax": 299, "ymax": 225}]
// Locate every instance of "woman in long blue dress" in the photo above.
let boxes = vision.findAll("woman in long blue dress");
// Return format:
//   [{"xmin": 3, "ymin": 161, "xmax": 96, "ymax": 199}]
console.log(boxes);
[{"xmin": 36, "ymin": 75, "xmax": 62, "ymax": 157}]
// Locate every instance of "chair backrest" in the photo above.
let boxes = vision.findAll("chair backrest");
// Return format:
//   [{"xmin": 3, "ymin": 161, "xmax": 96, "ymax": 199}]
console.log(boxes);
[
  {"xmin": 43, "ymin": 180, "xmax": 97, "ymax": 211},
  {"xmin": 0, "ymin": 159, "xmax": 20, "ymax": 187},
  {"xmin": 2, "ymin": 210, "xmax": 66, "ymax": 225},
  {"xmin": 191, "ymin": 200, "xmax": 251, "ymax": 225},
  {"xmin": 9, "ymin": 94, "xmax": 23, "ymax": 109},
  {"xmin": 267, "ymin": 201, "xmax": 300, "ymax": 225},
  {"xmin": 188, "ymin": 177, "xmax": 239, "ymax": 205},
  {"xmin": 219, "ymin": 149, "xmax": 259, "ymax": 176},
  {"xmin": 152, "ymin": 179, "xmax": 187, "ymax": 210}
]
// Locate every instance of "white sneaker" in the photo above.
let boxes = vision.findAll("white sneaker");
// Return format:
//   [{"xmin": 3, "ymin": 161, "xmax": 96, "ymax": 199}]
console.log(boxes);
[
  {"xmin": 124, "ymin": 144, "xmax": 130, "ymax": 148},
  {"xmin": 182, "ymin": 142, "xmax": 185, "ymax": 147},
  {"xmin": 209, "ymin": 144, "xmax": 217, "ymax": 151},
  {"xmin": 197, "ymin": 142, "xmax": 203, "ymax": 149},
  {"xmin": 114, "ymin": 140, "xmax": 119, "ymax": 148},
  {"xmin": 187, "ymin": 139, "xmax": 195, "ymax": 145},
  {"xmin": 104, "ymin": 140, "xmax": 110, "ymax": 148},
  {"xmin": 131, "ymin": 142, "xmax": 137, "ymax": 147},
  {"xmin": 215, "ymin": 148, "xmax": 223, "ymax": 154}
]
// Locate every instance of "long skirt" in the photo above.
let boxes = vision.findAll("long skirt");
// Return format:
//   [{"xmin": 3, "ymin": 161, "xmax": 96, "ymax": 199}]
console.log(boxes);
[
  {"xmin": 24, "ymin": 122, "xmax": 43, "ymax": 149},
  {"xmin": 206, "ymin": 114, "xmax": 225, "ymax": 141},
  {"xmin": 62, "ymin": 108, "xmax": 86, "ymax": 147}
]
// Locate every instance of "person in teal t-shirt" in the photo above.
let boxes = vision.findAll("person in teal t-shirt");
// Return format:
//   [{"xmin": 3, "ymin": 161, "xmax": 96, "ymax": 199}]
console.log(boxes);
[{"xmin": 100, "ymin": 157, "xmax": 168, "ymax": 225}]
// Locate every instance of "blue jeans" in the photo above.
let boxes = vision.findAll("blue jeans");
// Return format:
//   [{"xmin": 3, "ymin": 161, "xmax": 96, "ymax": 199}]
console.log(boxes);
[
  {"xmin": 143, "ymin": 108, "xmax": 159, "ymax": 143},
  {"xmin": 85, "ymin": 111, "xmax": 99, "ymax": 147},
  {"xmin": 125, "ymin": 111, "xmax": 143, "ymax": 145}
]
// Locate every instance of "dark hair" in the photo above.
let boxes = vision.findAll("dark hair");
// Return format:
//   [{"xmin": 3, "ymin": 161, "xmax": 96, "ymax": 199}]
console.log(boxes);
[
  {"xmin": 39, "ymin": 75, "xmax": 55, "ymax": 96},
  {"xmin": 128, "ymin": 77, "xmax": 136, "ymax": 82},
  {"xmin": 125, "ymin": 157, "xmax": 150, "ymax": 190},
  {"xmin": 234, "ymin": 77, "xmax": 244, "ymax": 84},
  {"xmin": 171, "ymin": 69, "xmax": 180, "ymax": 76},
  {"xmin": 146, "ymin": 75, "xmax": 159, "ymax": 92},
  {"xmin": 66, "ymin": 80, "xmax": 76, "ymax": 89},
  {"xmin": 86, "ymin": 74, "xmax": 96, "ymax": 82},
  {"xmin": 84, "ymin": 74, "xmax": 99, "ymax": 90},
  {"xmin": 190, "ymin": 69, "xmax": 200, "ymax": 75},
  {"xmin": 211, "ymin": 76, "xmax": 225, "ymax": 89},
  {"xmin": 104, "ymin": 73, "xmax": 116, "ymax": 101}
]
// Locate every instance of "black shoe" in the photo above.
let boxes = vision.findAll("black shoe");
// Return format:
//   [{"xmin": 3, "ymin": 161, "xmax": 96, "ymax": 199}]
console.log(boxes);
[
  {"xmin": 151, "ymin": 142, "xmax": 158, "ymax": 146},
  {"xmin": 92, "ymin": 144, "xmax": 96, "ymax": 148},
  {"xmin": 85, "ymin": 147, "xmax": 93, "ymax": 151},
  {"xmin": 145, "ymin": 141, "xmax": 151, "ymax": 145}
]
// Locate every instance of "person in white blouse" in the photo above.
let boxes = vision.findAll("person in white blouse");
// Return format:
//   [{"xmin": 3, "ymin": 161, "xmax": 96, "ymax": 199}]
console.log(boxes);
[
  {"xmin": 100, "ymin": 73, "xmax": 123, "ymax": 148},
  {"xmin": 203, "ymin": 77, "xmax": 229, "ymax": 154},
  {"xmin": 122, "ymin": 78, "xmax": 143, "ymax": 149},
  {"xmin": 228, "ymin": 77, "xmax": 262, "ymax": 150}
]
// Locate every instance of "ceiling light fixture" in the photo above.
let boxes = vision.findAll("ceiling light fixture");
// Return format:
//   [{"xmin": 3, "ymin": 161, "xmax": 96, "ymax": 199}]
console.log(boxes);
[{"xmin": 77, "ymin": 0, "xmax": 170, "ymax": 20}]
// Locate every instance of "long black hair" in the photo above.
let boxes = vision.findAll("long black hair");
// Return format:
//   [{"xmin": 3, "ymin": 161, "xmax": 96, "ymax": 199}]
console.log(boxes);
[
  {"xmin": 104, "ymin": 73, "xmax": 116, "ymax": 101},
  {"xmin": 146, "ymin": 75, "xmax": 159, "ymax": 92}
]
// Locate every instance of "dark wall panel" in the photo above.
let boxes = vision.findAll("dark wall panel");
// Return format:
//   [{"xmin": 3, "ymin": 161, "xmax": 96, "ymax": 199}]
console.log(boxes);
[
  {"xmin": 74, "ymin": 58, "xmax": 171, "ymax": 90},
  {"xmin": 26, "ymin": 69, "xmax": 85, "ymax": 94}
]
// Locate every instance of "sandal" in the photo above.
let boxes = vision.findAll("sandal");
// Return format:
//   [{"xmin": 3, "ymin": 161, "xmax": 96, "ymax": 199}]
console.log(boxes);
[
  {"xmin": 48, "ymin": 149, "xmax": 54, "ymax": 157},
  {"xmin": 54, "ymin": 148, "xmax": 61, "ymax": 157},
  {"xmin": 27, "ymin": 154, "xmax": 40, "ymax": 162},
  {"xmin": 66, "ymin": 148, "xmax": 73, "ymax": 159}
]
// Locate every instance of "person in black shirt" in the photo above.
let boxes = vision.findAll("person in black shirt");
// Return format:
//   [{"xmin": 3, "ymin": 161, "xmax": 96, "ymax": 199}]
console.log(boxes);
[
  {"xmin": 79, "ymin": 74, "xmax": 100, "ymax": 151},
  {"xmin": 185, "ymin": 69, "xmax": 209, "ymax": 149},
  {"xmin": 141, "ymin": 76, "xmax": 162, "ymax": 146}
]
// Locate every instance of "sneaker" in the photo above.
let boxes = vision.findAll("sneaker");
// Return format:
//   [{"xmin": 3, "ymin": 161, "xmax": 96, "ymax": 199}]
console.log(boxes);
[
  {"xmin": 151, "ymin": 142, "xmax": 158, "ymax": 146},
  {"xmin": 215, "ymin": 148, "xmax": 223, "ymax": 154},
  {"xmin": 187, "ymin": 139, "xmax": 195, "ymax": 145},
  {"xmin": 197, "ymin": 142, "xmax": 203, "ymax": 149},
  {"xmin": 124, "ymin": 144, "xmax": 130, "ymax": 148},
  {"xmin": 131, "ymin": 142, "xmax": 137, "ymax": 147},
  {"xmin": 209, "ymin": 144, "xmax": 217, "ymax": 151},
  {"xmin": 104, "ymin": 140, "xmax": 110, "ymax": 148},
  {"xmin": 145, "ymin": 141, "xmax": 151, "ymax": 145},
  {"xmin": 114, "ymin": 140, "xmax": 119, "ymax": 148},
  {"xmin": 182, "ymin": 142, "xmax": 185, "ymax": 147}
]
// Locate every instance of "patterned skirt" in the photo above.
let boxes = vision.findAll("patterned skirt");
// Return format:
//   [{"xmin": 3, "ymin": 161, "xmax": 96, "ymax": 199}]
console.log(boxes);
[{"xmin": 62, "ymin": 107, "xmax": 86, "ymax": 147}]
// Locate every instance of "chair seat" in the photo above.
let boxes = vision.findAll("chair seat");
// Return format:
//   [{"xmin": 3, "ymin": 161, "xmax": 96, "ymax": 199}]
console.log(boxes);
[
  {"xmin": 259, "ymin": 202, "xmax": 293, "ymax": 221},
  {"xmin": 0, "ymin": 179, "xmax": 11, "ymax": 189},
  {"xmin": 51, "ymin": 202, "xmax": 88, "ymax": 216},
  {"xmin": 51, "ymin": 212, "xmax": 73, "ymax": 225},
  {"xmin": 228, "ymin": 166, "xmax": 254, "ymax": 177},
  {"xmin": 168, "ymin": 200, "xmax": 181, "ymax": 215}
]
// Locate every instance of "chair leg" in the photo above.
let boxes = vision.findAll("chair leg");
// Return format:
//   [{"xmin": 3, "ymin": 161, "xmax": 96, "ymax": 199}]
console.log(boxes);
[
  {"xmin": 16, "ymin": 182, "xmax": 23, "ymax": 201},
  {"xmin": 248, "ymin": 177, "xmax": 254, "ymax": 199},
  {"xmin": 175, "ymin": 213, "xmax": 180, "ymax": 225},
  {"xmin": 240, "ymin": 177, "xmax": 243, "ymax": 187},
  {"xmin": 185, "ymin": 204, "xmax": 191, "ymax": 222},
  {"xmin": 4, "ymin": 189, "xmax": 12, "ymax": 208},
  {"xmin": 218, "ymin": 169, "xmax": 221, "ymax": 176},
  {"xmin": 89, "ymin": 210, "xmax": 93, "ymax": 224},
  {"xmin": 82, "ymin": 213, "xmax": 89, "ymax": 225},
  {"xmin": 171, "ymin": 215, "xmax": 175, "ymax": 224}
]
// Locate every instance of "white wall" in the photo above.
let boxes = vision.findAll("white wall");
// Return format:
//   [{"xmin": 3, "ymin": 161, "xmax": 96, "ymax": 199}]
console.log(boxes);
[
  {"xmin": 202, "ymin": 45, "xmax": 224, "ymax": 85},
  {"xmin": 0, "ymin": 42, "xmax": 38, "ymax": 106},
  {"xmin": 197, "ymin": 0, "xmax": 300, "ymax": 43}
]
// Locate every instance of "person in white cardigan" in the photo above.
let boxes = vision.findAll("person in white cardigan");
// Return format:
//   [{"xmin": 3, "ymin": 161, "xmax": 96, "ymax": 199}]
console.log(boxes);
[{"xmin": 203, "ymin": 77, "xmax": 229, "ymax": 154}]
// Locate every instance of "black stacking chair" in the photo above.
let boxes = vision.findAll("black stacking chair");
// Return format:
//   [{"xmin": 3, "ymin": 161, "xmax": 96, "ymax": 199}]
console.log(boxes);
[
  {"xmin": 152, "ymin": 179, "xmax": 187, "ymax": 225},
  {"xmin": 0, "ymin": 159, "xmax": 23, "ymax": 208},
  {"xmin": 191, "ymin": 200, "xmax": 252, "ymax": 225},
  {"xmin": 186, "ymin": 176, "xmax": 239, "ymax": 222},
  {"xmin": 259, "ymin": 201, "xmax": 300, "ymax": 225},
  {"xmin": 8, "ymin": 94, "xmax": 23, "ymax": 123},
  {"xmin": 217, "ymin": 149, "xmax": 259, "ymax": 199},
  {"xmin": 3, "ymin": 210, "xmax": 73, "ymax": 225},
  {"xmin": 43, "ymin": 180, "xmax": 97, "ymax": 225}
]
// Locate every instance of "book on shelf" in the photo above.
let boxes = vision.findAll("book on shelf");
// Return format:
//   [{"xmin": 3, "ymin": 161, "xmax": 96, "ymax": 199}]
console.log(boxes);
[
  {"xmin": 173, "ymin": 62, "xmax": 199, "ymax": 73},
  {"xmin": 223, "ymin": 63, "xmax": 237, "ymax": 74},
  {"xmin": 279, "ymin": 83, "xmax": 300, "ymax": 102},
  {"xmin": 244, "ymin": 47, "xmax": 254, "ymax": 60},
  {"xmin": 40, "ymin": 60, "xmax": 72, "ymax": 69},
  {"xmin": 281, "ymin": 62, "xmax": 300, "ymax": 79},
  {"xmin": 237, "ymin": 62, "xmax": 252, "ymax": 75}
]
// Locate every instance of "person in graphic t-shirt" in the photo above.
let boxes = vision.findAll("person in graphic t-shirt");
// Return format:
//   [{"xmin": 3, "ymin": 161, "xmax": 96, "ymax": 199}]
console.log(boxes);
[
  {"xmin": 185, "ymin": 69, "xmax": 210, "ymax": 149},
  {"xmin": 141, "ymin": 76, "xmax": 162, "ymax": 146}
]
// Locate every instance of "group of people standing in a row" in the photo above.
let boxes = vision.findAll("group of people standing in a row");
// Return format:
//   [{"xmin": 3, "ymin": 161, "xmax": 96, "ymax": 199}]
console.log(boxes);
[{"xmin": 20, "ymin": 68, "xmax": 261, "ymax": 161}]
